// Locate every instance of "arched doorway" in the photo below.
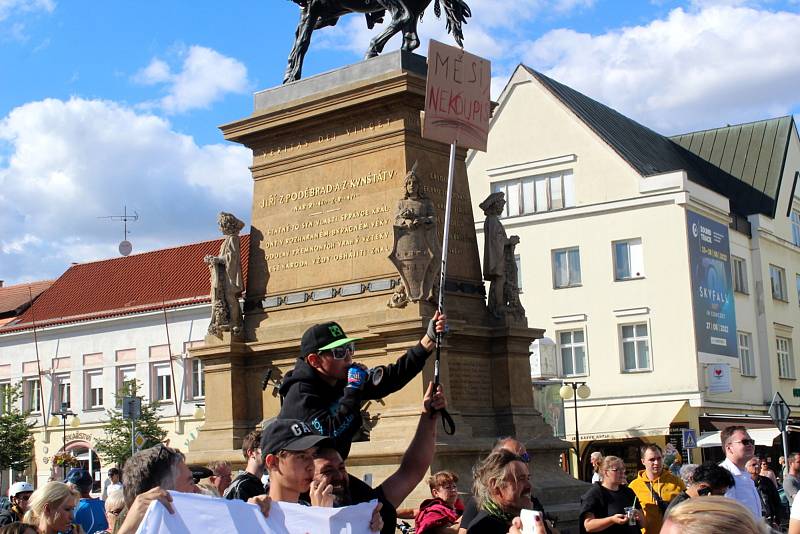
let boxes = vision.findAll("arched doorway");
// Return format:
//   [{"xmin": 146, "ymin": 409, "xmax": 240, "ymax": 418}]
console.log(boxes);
[{"xmin": 52, "ymin": 441, "xmax": 102, "ymax": 494}]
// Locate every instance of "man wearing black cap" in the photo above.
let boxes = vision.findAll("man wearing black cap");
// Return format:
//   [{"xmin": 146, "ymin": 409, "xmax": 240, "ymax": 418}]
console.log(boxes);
[
  {"xmin": 278, "ymin": 312, "xmax": 446, "ymax": 459},
  {"xmin": 261, "ymin": 418, "xmax": 335, "ymax": 505},
  {"xmin": 262, "ymin": 418, "xmax": 384, "ymax": 531}
]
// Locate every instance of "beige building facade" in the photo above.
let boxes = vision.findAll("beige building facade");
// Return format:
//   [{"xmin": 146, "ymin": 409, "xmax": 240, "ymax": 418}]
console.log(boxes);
[{"xmin": 467, "ymin": 65, "xmax": 800, "ymax": 476}]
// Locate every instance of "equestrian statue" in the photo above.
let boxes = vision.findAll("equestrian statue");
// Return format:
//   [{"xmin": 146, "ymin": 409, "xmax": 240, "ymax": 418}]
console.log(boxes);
[{"xmin": 284, "ymin": 0, "xmax": 472, "ymax": 84}]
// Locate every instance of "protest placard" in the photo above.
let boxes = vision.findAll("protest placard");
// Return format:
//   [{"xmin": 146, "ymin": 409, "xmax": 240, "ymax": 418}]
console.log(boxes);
[
  {"xmin": 423, "ymin": 39, "xmax": 491, "ymax": 151},
  {"xmin": 135, "ymin": 491, "xmax": 377, "ymax": 534}
]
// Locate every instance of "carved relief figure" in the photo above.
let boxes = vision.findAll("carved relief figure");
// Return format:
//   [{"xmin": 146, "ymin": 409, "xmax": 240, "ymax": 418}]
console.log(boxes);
[
  {"xmin": 479, "ymin": 192, "xmax": 525, "ymax": 320},
  {"xmin": 205, "ymin": 212, "xmax": 245, "ymax": 337},
  {"xmin": 388, "ymin": 162, "xmax": 441, "ymax": 308}
]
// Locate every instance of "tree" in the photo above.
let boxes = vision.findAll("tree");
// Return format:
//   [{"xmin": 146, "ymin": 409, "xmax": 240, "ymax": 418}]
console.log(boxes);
[
  {"xmin": 0, "ymin": 383, "xmax": 35, "ymax": 489},
  {"xmin": 94, "ymin": 380, "xmax": 167, "ymax": 467}
]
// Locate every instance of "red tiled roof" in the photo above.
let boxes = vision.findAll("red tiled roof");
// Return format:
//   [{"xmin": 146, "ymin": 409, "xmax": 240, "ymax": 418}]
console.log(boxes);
[
  {"xmin": 0, "ymin": 280, "xmax": 54, "ymax": 316},
  {"xmin": 0, "ymin": 235, "xmax": 249, "ymax": 333}
]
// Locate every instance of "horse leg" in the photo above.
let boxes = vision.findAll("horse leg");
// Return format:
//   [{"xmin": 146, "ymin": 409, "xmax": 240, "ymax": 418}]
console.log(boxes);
[
  {"xmin": 284, "ymin": 6, "xmax": 320, "ymax": 83},
  {"xmin": 366, "ymin": 4, "xmax": 411, "ymax": 58},
  {"xmin": 401, "ymin": 16, "xmax": 420, "ymax": 52}
]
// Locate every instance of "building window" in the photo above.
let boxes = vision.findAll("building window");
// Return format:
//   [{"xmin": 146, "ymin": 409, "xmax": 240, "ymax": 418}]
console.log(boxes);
[
  {"xmin": 552, "ymin": 247, "xmax": 581, "ymax": 288},
  {"xmin": 152, "ymin": 364, "xmax": 172, "ymax": 402},
  {"xmin": 613, "ymin": 238, "xmax": 644, "ymax": 280},
  {"xmin": 491, "ymin": 169, "xmax": 575, "ymax": 218},
  {"xmin": 621, "ymin": 323, "xmax": 651, "ymax": 371},
  {"xmin": 85, "ymin": 371, "xmax": 103, "ymax": 409},
  {"xmin": 115, "ymin": 366, "xmax": 137, "ymax": 407},
  {"xmin": 792, "ymin": 210, "xmax": 800, "ymax": 247},
  {"xmin": 777, "ymin": 336, "xmax": 795, "ymax": 379},
  {"xmin": 559, "ymin": 330, "xmax": 587, "ymax": 376},
  {"xmin": 732, "ymin": 256, "xmax": 748, "ymax": 294},
  {"xmin": 738, "ymin": 332, "xmax": 756, "ymax": 377},
  {"xmin": 796, "ymin": 274, "xmax": 800, "ymax": 307},
  {"xmin": 770, "ymin": 265, "xmax": 788, "ymax": 301},
  {"xmin": 53, "ymin": 374, "xmax": 71, "ymax": 411},
  {"xmin": 515, "ymin": 254, "xmax": 522, "ymax": 290},
  {"xmin": 0, "ymin": 382, "xmax": 9, "ymax": 414},
  {"xmin": 24, "ymin": 379, "xmax": 41, "ymax": 413},
  {"xmin": 190, "ymin": 359, "xmax": 205, "ymax": 399}
]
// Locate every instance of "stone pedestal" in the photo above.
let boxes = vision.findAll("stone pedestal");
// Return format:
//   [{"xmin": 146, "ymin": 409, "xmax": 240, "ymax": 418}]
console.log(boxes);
[{"xmin": 187, "ymin": 50, "xmax": 586, "ymax": 525}]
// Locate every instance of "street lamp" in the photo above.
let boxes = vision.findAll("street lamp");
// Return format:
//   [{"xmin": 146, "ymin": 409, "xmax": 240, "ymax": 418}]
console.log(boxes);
[
  {"xmin": 559, "ymin": 381, "xmax": 591, "ymax": 479},
  {"xmin": 49, "ymin": 402, "xmax": 80, "ymax": 477}
]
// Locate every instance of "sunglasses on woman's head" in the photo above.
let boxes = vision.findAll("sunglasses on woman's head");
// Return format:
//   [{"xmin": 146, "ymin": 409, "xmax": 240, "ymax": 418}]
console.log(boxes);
[{"xmin": 324, "ymin": 342, "xmax": 355, "ymax": 360}]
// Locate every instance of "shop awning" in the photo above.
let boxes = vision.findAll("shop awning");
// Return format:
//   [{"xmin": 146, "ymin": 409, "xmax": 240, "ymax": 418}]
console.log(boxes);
[
  {"xmin": 696, "ymin": 427, "xmax": 782, "ymax": 448},
  {"xmin": 564, "ymin": 400, "xmax": 686, "ymax": 442}
]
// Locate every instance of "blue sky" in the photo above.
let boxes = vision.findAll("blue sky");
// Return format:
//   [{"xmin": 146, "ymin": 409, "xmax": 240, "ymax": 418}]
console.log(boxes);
[{"xmin": 1, "ymin": 0, "xmax": 799, "ymax": 285}]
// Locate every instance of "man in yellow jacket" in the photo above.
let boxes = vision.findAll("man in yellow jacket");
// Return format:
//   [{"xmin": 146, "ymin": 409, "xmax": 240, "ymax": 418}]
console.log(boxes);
[{"xmin": 629, "ymin": 444, "xmax": 685, "ymax": 534}]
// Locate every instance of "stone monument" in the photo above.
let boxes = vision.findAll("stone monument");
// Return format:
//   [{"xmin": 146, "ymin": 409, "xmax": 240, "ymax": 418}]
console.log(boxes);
[
  {"xmin": 204, "ymin": 211, "xmax": 246, "ymax": 338},
  {"xmin": 479, "ymin": 192, "xmax": 526, "ymax": 324},
  {"xmin": 188, "ymin": 51, "xmax": 586, "ymax": 523}
]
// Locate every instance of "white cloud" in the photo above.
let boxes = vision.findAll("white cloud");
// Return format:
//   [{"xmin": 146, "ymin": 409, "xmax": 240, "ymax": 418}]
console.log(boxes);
[
  {"xmin": 134, "ymin": 58, "xmax": 171, "ymax": 85},
  {"xmin": 1, "ymin": 233, "xmax": 41, "ymax": 254},
  {"xmin": 0, "ymin": 97, "xmax": 252, "ymax": 284},
  {"xmin": 0, "ymin": 0, "xmax": 54, "ymax": 21},
  {"xmin": 134, "ymin": 46, "xmax": 250, "ymax": 114},
  {"xmin": 517, "ymin": 5, "xmax": 800, "ymax": 133}
]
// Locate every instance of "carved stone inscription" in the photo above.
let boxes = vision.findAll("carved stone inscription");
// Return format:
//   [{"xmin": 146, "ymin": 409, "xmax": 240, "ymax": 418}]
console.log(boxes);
[
  {"xmin": 449, "ymin": 359, "xmax": 491, "ymax": 405},
  {"xmin": 254, "ymin": 161, "xmax": 401, "ymax": 292}
]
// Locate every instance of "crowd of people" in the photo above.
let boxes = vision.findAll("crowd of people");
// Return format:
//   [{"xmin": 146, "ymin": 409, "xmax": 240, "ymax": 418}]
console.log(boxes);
[{"xmin": 2, "ymin": 315, "xmax": 800, "ymax": 534}]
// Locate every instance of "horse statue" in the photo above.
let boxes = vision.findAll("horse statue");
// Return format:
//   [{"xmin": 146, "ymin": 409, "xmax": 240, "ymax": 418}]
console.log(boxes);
[{"xmin": 284, "ymin": 0, "xmax": 472, "ymax": 84}]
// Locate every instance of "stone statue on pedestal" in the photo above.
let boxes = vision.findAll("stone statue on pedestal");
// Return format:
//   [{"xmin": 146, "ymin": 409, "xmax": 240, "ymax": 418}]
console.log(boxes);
[
  {"xmin": 388, "ymin": 162, "xmax": 441, "ymax": 308},
  {"xmin": 480, "ymin": 192, "xmax": 525, "ymax": 321},
  {"xmin": 204, "ymin": 212, "xmax": 245, "ymax": 337}
]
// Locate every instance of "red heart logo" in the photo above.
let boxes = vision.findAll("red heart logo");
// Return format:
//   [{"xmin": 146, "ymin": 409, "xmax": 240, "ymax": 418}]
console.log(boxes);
[{"xmin": 715, "ymin": 369, "xmax": 722, "ymax": 376}]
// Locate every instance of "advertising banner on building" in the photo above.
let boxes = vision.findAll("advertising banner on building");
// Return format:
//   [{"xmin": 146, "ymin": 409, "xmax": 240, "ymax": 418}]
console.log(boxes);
[{"xmin": 686, "ymin": 211, "xmax": 737, "ymax": 358}]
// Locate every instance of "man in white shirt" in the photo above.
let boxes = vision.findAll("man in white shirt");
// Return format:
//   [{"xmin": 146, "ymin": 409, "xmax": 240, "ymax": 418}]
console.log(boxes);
[{"xmin": 718, "ymin": 425, "xmax": 762, "ymax": 519}]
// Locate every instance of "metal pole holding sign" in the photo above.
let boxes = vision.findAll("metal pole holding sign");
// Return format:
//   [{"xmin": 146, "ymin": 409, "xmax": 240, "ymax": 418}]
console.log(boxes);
[
  {"xmin": 769, "ymin": 392, "xmax": 791, "ymax": 470},
  {"xmin": 435, "ymin": 141, "xmax": 457, "ymax": 386},
  {"xmin": 424, "ymin": 40, "xmax": 491, "ymax": 436}
]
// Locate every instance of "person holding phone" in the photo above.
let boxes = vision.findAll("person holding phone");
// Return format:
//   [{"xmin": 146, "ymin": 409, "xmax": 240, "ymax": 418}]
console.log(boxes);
[{"xmin": 579, "ymin": 456, "xmax": 643, "ymax": 534}]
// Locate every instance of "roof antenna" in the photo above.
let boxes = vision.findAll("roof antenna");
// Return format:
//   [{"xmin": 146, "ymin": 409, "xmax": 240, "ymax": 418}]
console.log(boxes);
[{"xmin": 98, "ymin": 205, "xmax": 139, "ymax": 256}]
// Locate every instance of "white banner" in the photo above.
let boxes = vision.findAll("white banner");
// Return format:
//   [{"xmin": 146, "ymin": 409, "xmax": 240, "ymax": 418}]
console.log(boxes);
[{"xmin": 135, "ymin": 491, "xmax": 376, "ymax": 534}]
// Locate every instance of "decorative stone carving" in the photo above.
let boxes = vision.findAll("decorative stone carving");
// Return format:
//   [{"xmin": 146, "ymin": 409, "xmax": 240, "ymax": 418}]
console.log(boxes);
[
  {"xmin": 479, "ymin": 192, "xmax": 525, "ymax": 321},
  {"xmin": 387, "ymin": 162, "xmax": 441, "ymax": 308},
  {"xmin": 205, "ymin": 212, "xmax": 245, "ymax": 337}
]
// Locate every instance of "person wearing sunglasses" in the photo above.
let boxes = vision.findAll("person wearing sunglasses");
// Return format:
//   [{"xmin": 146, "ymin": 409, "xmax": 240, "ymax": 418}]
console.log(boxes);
[
  {"xmin": 0, "ymin": 482, "xmax": 34, "ymax": 526},
  {"xmin": 719, "ymin": 425, "xmax": 762, "ymax": 520},
  {"xmin": 663, "ymin": 461, "xmax": 734, "ymax": 515},
  {"xmin": 278, "ymin": 312, "xmax": 447, "ymax": 460}
]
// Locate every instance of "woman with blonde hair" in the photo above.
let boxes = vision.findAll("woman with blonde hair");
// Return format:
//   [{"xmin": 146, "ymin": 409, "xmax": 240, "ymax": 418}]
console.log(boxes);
[
  {"xmin": 22, "ymin": 482, "xmax": 85, "ymax": 534},
  {"xmin": 579, "ymin": 456, "xmax": 642, "ymax": 533},
  {"xmin": 661, "ymin": 495, "xmax": 770, "ymax": 534}
]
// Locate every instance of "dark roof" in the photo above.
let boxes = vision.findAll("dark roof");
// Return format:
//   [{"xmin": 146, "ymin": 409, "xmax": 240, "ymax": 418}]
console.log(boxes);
[
  {"xmin": 670, "ymin": 116, "xmax": 795, "ymax": 215},
  {"xmin": 523, "ymin": 65, "xmax": 777, "ymax": 216},
  {"xmin": 0, "ymin": 235, "xmax": 249, "ymax": 333},
  {"xmin": 0, "ymin": 280, "xmax": 54, "ymax": 319}
]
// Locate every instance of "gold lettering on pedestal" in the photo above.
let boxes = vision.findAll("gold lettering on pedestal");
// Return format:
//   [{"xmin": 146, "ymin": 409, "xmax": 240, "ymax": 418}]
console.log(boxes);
[
  {"xmin": 257, "ymin": 118, "xmax": 394, "ymax": 160},
  {"xmin": 261, "ymin": 169, "xmax": 399, "ymax": 274}
]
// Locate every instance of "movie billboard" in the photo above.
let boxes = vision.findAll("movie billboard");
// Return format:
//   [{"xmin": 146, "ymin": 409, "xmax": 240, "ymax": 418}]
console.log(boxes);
[{"xmin": 687, "ymin": 211, "xmax": 737, "ymax": 358}]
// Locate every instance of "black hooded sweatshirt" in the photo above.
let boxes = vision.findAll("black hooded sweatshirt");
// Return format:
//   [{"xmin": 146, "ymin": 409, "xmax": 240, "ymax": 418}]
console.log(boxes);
[{"xmin": 278, "ymin": 342, "xmax": 430, "ymax": 459}]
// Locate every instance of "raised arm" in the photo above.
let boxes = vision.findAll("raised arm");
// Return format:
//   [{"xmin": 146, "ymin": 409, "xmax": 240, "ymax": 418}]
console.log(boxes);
[{"xmin": 380, "ymin": 382, "xmax": 446, "ymax": 507}]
